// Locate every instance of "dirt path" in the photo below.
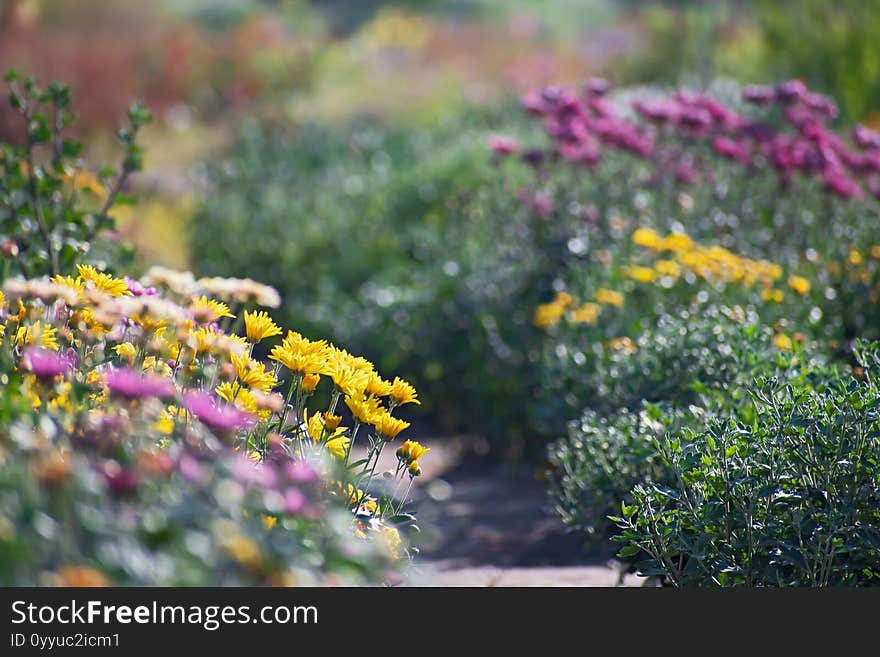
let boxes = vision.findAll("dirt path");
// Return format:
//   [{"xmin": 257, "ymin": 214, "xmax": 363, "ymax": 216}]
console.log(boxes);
[{"xmin": 362, "ymin": 437, "xmax": 644, "ymax": 586}]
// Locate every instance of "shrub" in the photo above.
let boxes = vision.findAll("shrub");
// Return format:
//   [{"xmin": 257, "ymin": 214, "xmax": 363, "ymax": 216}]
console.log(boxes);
[
  {"xmin": 547, "ymin": 306, "xmax": 827, "ymax": 545},
  {"xmin": 612, "ymin": 341, "xmax": 880, "ymax": 586},
  {"xmin": 0, "ymin": 71, "xmax": 149, "ymax": 280},
  {"xmin": 0, "ymin": 266, "xmax": 429, "ymax": 584}
]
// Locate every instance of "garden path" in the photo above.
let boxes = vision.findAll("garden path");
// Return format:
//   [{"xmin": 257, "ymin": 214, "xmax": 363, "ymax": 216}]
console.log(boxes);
[{"xmin": 358, "ymin": 437, "xmax": 645, "ymax": 587}]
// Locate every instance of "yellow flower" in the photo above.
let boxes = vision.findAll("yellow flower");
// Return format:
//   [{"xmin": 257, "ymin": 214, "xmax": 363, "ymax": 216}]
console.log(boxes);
[
  {"xmin": 156, "ymin": 405, "xmax": 185, "ymax": 434},
  {"xmin": 231, "ymin": 353, "xmax": 277, "ymax": 392},
  {"xmin": 788, "ymin": 275, "xmax": 811, "ymax": 296},
  {"xmin": 142, "ymin": 356, "xmax": 173, "ymax": 377},
  {"xmin": 322, "ymin": 412, "xmax": 342, "ymax": 430},
  {"xmin": 269, "ymin": 331, "xmax": 330, "ymax": 374},
  {"xmin": 372, "ymin": 411, "xmax": 410, "ymax": 439},
  {"xmin": 570, "ymin": 302, "xmax": 601, "ymax": 325},
  {"xmin": 774, "ymin": 333, "xmax": 792, "ymax": 350},
  {"xmin": 15, "ymin": 321, "xmax": 59, "ymax": 351},
  {"xmin": 654, "ymin": 259, "xmax": 681, "ymax": 278},
  {"xmin": 365, "ymin": 373, "xmax": 393, "ymax": 397},
  {"xmin": 661, "ymin": 232, "xmax": 694, "ymax": 253},
  {"xmin": 76, "ymin": 264, "xmax": 130, "ymax": 297},
  {"xmin": 396, "ymin": 439, "xmax": 430, "ymax": 464},
  {"xmin": 261, "ymin": 515, "xmax": 277, "ymax": 530},
  {"xmin": 408, "ymin": 460, "xmax": 422, "ymax": 477},
  {"xmin": 190, "ymin": 295, "xmax": 234, "ymax": 323},
  {"xmin": 224, "ymin": 534, "xmax": 261, "ymax": 568},
  {"xmin": 307, "ymin": 411, "xmax": 325, "ymax": 441},
  {"xmin": 389, "ymin": 376, "xmax": 419, "ymax": 406},
  {"xmin": 216, "ymin": 381, "xmax": 266, "ymax": 420},
  {"xmin": 534, "ymin": 300, "xmax": 566, "ymax": 329},
  {"xmin": 345, "ymin": 394, "xmax": 384, "ymax": 424},
  {"xmin": 0, "ymin": 291, "xmax": 5, "ymax": 310},
  {"xmin": 608, "ymin": 336, "xmax": 636, "ymax": 353},
  {"xmin": 380, "ymin": 526, "xmax": 404, "ymax": 559},
  {"xmin": 624, "ymin": 265, "xmax": 656, "ymax": 283},
  {"xmin": 849, "ymin": 249, "xmax": 864, "ymax": 266},
  {"xmin": 51, "ymin": 274, "xmax": 84, "ymax": 297},
  {"xmin": 243, "ymin": 310, "xmax": 282, "ymax": 343},
  {"xmin": 762, "ymin": 288, "xmax": 785, "ymax": 303},
  {"xmin": 113, "ymin": 342, "xmax": 137, "ymax": 365},
  {"xmin": 595, "ymin": 288, "xmax": 624, "ymax": 307},
  {"xmin": 325, "ymin": 435, "xmax": 350, "ymax": 460},
  {"xmin": 631, "ymin": 227, "xmax": 663, "ymax": 249},
  {"xmin": 301, "ymin": 372, "xmax": 321, "ymax": 392}
]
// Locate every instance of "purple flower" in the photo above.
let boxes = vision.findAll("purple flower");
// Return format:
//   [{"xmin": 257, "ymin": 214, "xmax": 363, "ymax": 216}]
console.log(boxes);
[
  {"xmin": 285, "ymin": 461, "xmax": 319, "ymax": 485},
  {"xmin": 182, "ymin": 391, "xmax": 255, "ymax": 433},
  {"xmin": 585, "ymin": 77, "xmax": 611, "ymax": 97},
  {"xmin": 124, "ymin": 277, "xmax": 159, "ymax": 297},
  {"xmin": 283, "ymin": 488, "xmax": 307, "ymax": 515},
  {"xmin": 742, "ymin": 85, "xmax": 776, "ymax": 105},
  {"xmin": 713, "ymin": 136, "xmax": 751, "ymax": 165},
  {"xmin": 824, "ymin": 169, "xmax": 863, "ymax": 200},
  {"xmin": 231, "ymin": 454, "xmax": 277, "ymax": 488},
  {"xmin": 105, "ymin": 367, "xmax": 175, "ymax": 400},
  {"xmin": 776, "ymin": 79, "xmax": 807, "ymax": 103},
  {"xmin": 853, "ymin": 125, "xmax": 880, "ymax": 151},
  {"xmin": 487, "ymin": 134, "xmax": 520, "ymax": 156},
  {"xmin": 179, "ymin": 453, "xmax": 210, "ymax": 485},
  {"xmin": 20, "ymin": 347, "xmax": 76, "ymax": 381},
  {"xmin": 633, "ymin": 99, "xmax": 677, "ymax": 124}
]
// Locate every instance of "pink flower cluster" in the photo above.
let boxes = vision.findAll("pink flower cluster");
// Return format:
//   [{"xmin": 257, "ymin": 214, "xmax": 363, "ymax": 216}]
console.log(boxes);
[{"xmin": 492, "ymin": 78, "xmax": 880, "ymax": 205}]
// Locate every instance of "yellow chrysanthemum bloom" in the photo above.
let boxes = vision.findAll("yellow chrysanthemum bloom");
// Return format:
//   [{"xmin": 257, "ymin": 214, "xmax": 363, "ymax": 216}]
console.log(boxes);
[
  {"xmin": 142, "ymin": 356, "xmax": 173, "ymax": 377},
  {"xmin": 324, "ymin": 353, "xmax": 372, "ymax": 398},
  {"xmin": 762, "ymin": 288, "xmax": 785, "ymax": 303},
  {"xmin": 533, "ymin": 299, "xmax": 567, "ymax": 329},
  {"xmin": 654, "ymin": 259, "xmax": 681, "ymax": 278},
  {"xmin": 624, "ymin": 265, "xmax": 656, "ymax": 283},
  {"xmin": 76, "ymin": 264, "xmax": 130, "ymax": 297},
  {"xmin": 301, "ymin": 372, "xmax": 320, "ymax": 392},
  {"xmin": 608, "ymin": 336, "xmax": 636, "ymax": 353},
  {"xmin": 15, "ymin": 321, "xmax": 59, "ymax": 351},
  {"xmin": 50, "ymin": 275, "xmax": 84, "ymax": 297},
  {"xmin": 774, "ymin": 333, "xmax": 792, "ymax": 350},
  {"xmin": 307, "ymin": 411, "xmax": 325, "ymax": 441},
  {"xmin": 365, "ymin": 373, "xmax": 393, "ymax": 397},
  {"xmin": 788, "ymin": 275, "xmax": 811, "ymax": 296},
  {"xmin": 243, "ymin": 310, "xmax": 282, "ymax": 343},
  {"xmin": 322, "ymin": 412, "xmax": 342, "ymax": 430},
  {"xmin": 632, "ymin": 227, "xmax": 663, "ymax": 250},
  {"xmin": 261, "ymin": 515, "xmax": 277, "ymax": 530},
  {"xmin": 190, "ymin": 295, "xmax": 235, "ymax": 323},
  {"xmin": 389, "ymin": 376, "xmax": 419, "ymax": 406},
  {"xmin": 397, "ymin": 439, "xmax": 430, "ymax": 464},
  {"xmin": 216, "ymin": 381, "xmax": 266, "ymax": 420},
  {"xmin": 269, "ymin": 331, "xmax": 330, "ymax": 374},
  {"xmin": 231, "ymin": 354, "xmax": 277, "ymax": 392},
  {"xmin": 345, "ymin": 394, "xmax": 384, "ymax": 424},
  {"xmin": 325, "ymin": 435, "xmax": 350, "ymax": 460},
  {"xmin": 595, "ymin": 288, "xmax": 624, "ymax": 307},
  {"xmin": 570, "ymin": 302, "xmax": 601, "ymax": 325},
  {"xmin": 849, "ymin": 249, "xmax": 864, "ymax": 266},
  {"xmin": 0, "ymin": 291, "xmax": 5, "ymax": 310},
  {"xmin": 661, "ymin": 232, "xmax": 694, "ymax": 253},
  {"xmin": 372, "ymin": 411, "xmax": 410, "ymax": 440},
  {"xmin": 156, "ymin": 405, "xmax": 186, "ymax": 435},
  {"xmin": 0, "ymin": 323, "xmax": 4, "ymax": 347},
  {"xmin": 113, "ymin": 342, "xmax": 138, "ymax": 365}
]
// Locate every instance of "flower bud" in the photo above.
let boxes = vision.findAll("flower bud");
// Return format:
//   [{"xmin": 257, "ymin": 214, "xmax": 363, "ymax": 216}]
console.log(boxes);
[{"xmin": 407, "ymin": 460, "xmax": 421, "ymax": 478}]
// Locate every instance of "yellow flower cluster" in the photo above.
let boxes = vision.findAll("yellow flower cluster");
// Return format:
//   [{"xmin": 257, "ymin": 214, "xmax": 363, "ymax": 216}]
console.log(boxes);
[
  {"xmin": 630, "ymin": 227, "xmax": 783, "ymax": 288},
  {"xmin": 533, "ymin": 288, "xmax": 625, "ymax": 330}
]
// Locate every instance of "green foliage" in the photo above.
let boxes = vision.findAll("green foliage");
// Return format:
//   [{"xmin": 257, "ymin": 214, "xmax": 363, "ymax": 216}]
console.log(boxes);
[
  {"xmin": 547, "ymin": 307, "xmax": 827, "ymax": 546},
  {"xmin": 0, "ymin": 71, "xmax": 150, "ymax": 280},
  {"xmin": 613, "ymin": 341, "xmax": 880, "ymax": 586}
]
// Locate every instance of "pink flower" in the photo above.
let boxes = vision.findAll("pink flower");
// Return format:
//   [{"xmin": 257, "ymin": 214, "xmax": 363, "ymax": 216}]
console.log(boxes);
[
  {"xmin": 742, "ymin": 85, "xmax": 776, "ymax": 105},
  {"xmin": 231, "ymin": 454, "xmax": 277, "ymax": 488},
  {"xmin": 824, "ymin": 169, "xmax": 863, "ymax": 200},
  {"xmin": 488, "ymin": 134, "xmax": 520, "ymax": 156},
  {"xmin": 182, "ymin": 391, "xmax": 255, "ymax": 433},
  {"xmin": 283, "ymin": 488, "xmax": 307, "ymax": 514},
  {"xmin": 713, "ymin": 137, "xmax": 751, "ymax": 165},
  {"xmin": 105, "ymin": 367, "xmax": 175, "ymax": 400},
  {"xmin": 20, "ymin": 347, "xmax": 76, "ymax": 381}
]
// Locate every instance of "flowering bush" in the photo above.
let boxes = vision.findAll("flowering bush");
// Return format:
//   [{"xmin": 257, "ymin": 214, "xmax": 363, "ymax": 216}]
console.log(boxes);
[
  {"xmin": 0, "ymin": 265, "xmax": 428, "ymax": 585},
  {"xmin": 0, "ymin": 71, "xmax": 150, "ymax": 280},
  {"xmin": 612, "ymin": 341, "xmax": 880, "ymax": 586}
]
